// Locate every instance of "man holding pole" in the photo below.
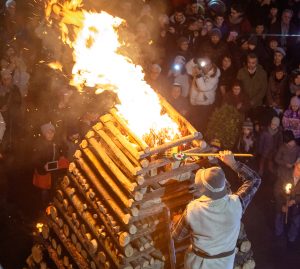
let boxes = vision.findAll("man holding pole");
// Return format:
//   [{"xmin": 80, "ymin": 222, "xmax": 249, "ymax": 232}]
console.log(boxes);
[
  {"xmin": 274, "ymin": 158, "xmax": 300, "ymax": 249},
  {"xmin": 171, "ymin": 150, "xmax": 261, "ymax": 269}
]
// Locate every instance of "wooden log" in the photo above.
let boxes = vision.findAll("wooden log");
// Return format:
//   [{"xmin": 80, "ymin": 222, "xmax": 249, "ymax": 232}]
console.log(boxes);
[
  {"xmin": 132, "ymin": 239, "xmax": 145, "ymax": 251},
  {"xmin": 45, "ymin": 244, "xmax": 65, "ymax": 269},
  {"xmin": 32, "ymin": 245, "xmax": 43, "ymax": 264},
  {"xmin": 110, "ymin": 108, "xmax": 150, "ymax": 152},
  {"xmin": 139, "ymin": 132, "xmax": 202, "ymax": 159},
  {"xmin": 48, "ymin": 220, "xmax": 90, "ymax": 269},
  {"xmin": 72, "ymin": 155, "xmax": 133, "ymax": 224},
  {"xmin": 141, "ymin": 162, "xmax": 199, "ymax": 187},
  {"xmin": 54, "ymin": 200, "xmax": 109, "ymax": 269},
  {"xmin": 158, "ymin": 93, "xmax": 199, "ymax": 142},
  {"xmin": 79, "ymin": 143, "xmax": 134, "ymax": 207},
  {"xmin": 84, "ymin": 135, "xmax": 137, "ymax": 192},
  {"xmin": 93, "ymin": 124, "xmax": 141, "ymax": 176},
  {"xmin": 67, "ymin": 172, "xmax": 137, "ymax": 241},
  {"xmin": 143, "ymin": 253, "xmax": 155, "ymax": 265},
  {"xmin": 151, "ymin": 250, "xmax": 166, "ymax": 261},
  {"xmin": 102, "ymin": 120, "xmax": 142, "ymax": 160},
  {"xmin": 131, "ymin": 259, "xmax": 141, "ymax": 269},
  {"xmin": 56, "ymin": 244, "xmax": 62, "ymax": 256}
]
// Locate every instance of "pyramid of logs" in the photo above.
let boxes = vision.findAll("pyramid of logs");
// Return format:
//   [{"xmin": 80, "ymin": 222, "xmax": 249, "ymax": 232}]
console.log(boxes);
[{"xmin": 24, "ymin": 98, "xmax": 255, "ymax": 269}]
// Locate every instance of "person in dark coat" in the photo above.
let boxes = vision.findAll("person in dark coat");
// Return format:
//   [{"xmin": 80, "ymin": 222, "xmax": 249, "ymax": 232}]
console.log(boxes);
[
  {"xmin": 258, "ymin": 116, "xmax": 283, "ymax": 176},
  {"xmin": 167, "ymin": 83, "xmax": 190, "ymax": 117},
  {"xmin": 266, "ymin": 65, "xmax": 289, "ymax": 113},
  {"xmin": 274, "ymin": 158, "xmax": 300, "ymax": 249},
  {"xmin": 198, "ymin": 28, "xmax": 229, "ymax": 66},
  {"xmin": 275, "ymin": 130, "xmax": 300, "ymax": 181},
  {"xmin": 32, "ymin": 123, "xmax": 68, "ymax": 207},
  {"xmin": 223, "ymin": 80, "xmax": 250, "ymax": 116}
]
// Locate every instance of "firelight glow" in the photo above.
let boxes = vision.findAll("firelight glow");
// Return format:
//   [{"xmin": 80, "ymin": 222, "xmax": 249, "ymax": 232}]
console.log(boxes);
[
  {"xmin": 45, "ymin": 0, "xmax": 180, "ymax": 144},
  {"xmin": 285, "ymin": 183, "xmax": 292, "ymax": 195}
]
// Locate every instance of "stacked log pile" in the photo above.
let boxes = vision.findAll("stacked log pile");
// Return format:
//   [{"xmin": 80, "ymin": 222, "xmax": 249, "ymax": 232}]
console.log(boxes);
[
  {"xmin": 24, "ymin": 102, "xmax": 205, "ymax": 269},
  {"xmin": 24, "ymin": 101, "xmax": 256, "ymax": 269}
]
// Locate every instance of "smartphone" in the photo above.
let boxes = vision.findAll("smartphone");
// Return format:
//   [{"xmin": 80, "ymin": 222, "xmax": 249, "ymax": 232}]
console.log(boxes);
[{"xmin": 46, "ymin": 161, "xmax": 58, "ymax": 171}]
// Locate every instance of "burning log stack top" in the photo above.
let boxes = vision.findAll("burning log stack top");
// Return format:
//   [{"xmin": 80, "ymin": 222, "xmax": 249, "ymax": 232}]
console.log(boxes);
[{"xmin": 25, "ymin": 104, "xmax": 207, "ymax": 269}]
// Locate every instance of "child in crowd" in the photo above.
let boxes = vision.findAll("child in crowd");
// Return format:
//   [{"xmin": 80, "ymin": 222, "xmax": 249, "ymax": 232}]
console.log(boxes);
[
  {"xmin": 235, "ymin": 118, "xmax": 256, "ymax": 169},
  {"xmin": 282, "ymin": 96, "xmax": 300, "ymax": 144}
]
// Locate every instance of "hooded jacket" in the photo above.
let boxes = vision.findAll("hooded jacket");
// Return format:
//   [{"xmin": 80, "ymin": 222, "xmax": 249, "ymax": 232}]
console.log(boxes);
[{"xmin": 189, "ymin": 66, "xmax": 220, "ymax": 106}]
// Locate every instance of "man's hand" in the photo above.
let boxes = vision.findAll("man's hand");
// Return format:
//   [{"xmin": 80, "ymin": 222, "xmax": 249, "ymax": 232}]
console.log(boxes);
[
  {"xmin": 288, "ymin": 200, "xmax": 296, "ymax": 207},
  {"xmin": 218, "ymin": 150, "xmax": 237, "ymax": 168}
]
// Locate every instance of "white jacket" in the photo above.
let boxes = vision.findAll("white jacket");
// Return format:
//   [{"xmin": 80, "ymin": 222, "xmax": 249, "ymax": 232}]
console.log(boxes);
[
  {"xmin": 189, "ymin": 67, "xmax": 220, "ymax": 106},
  {"xmin": 185, "ymin": 194, "xmax": 242, "ymax": 269}
]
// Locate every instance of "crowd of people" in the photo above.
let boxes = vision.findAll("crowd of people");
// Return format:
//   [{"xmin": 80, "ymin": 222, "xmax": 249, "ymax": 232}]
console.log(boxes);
[{"xmin": 0, "ymin": 0, "xmax": 300, "ymax": 260}]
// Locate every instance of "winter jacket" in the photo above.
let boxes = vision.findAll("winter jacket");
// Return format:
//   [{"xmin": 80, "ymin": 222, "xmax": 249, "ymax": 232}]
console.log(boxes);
[
  {"xmin": 237, "ymin": 65, "xmax": 268, "ymax": 107},
  {"xmin": 258, "ymin": 127, "xmax": 283, "ymax": 159},
  {"xmin": 275, "ymin": 143, "xmax": 300, "ymax": 179},
  {"xmin": 198, "ymin": 40, "xmax": 229, "ymax": 66},
  {"xmin": 223, "ymin": 91, "xmax": 250, "ymax": 114},
  {"xmin": 274, "ymin": 170, "xmax": 300, "ymax": 213},
  {"xmin": 189, "ymin": 67, "xmax": 220, "ymax": 106},
  {"xmin": 282, "ymin": 109, "xmax": 300, "ymax": 139},
  {"xmin": 266, "ymin": 74, "xmax": 289, "ymax": 109}
]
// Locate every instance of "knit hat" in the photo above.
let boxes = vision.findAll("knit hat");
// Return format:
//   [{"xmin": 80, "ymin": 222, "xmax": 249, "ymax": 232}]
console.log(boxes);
[
  {"xmin": 243, "ymin": 118, "xmax": 254, "ymax": 129},
  {"xmin": 274, "ymin": 47, "xmax": 286, "ymax": 57},
  {"xmin": 41, "ymin": 122, "xmax": 55, "ymax": 135},
  {"xmin": 194, "ymin": 167, "xmax": 227, "ymax": 200},
  {"xmin": 210, "ymin": 28, "xmax": 222, "ymax": 38},
  {"xmin": 271, "ymin": 116, "xmax": 280, "ymax": 128},
  {"xmin": 283, "ymin": 130, "xmax": 295, "ymax": 143},
  {"xmin": 290, "ymin": 96, "xmax": 300, "ymax": 107}
]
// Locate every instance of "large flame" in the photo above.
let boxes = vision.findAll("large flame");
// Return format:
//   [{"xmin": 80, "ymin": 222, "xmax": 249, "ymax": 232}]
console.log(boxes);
[{"xmin": 45, "ymin": 0, "xmax": 180, "ymax": 145}]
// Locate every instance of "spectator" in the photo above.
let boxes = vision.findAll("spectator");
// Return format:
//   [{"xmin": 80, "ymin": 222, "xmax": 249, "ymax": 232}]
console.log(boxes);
[
  {"xmin": 227, "ymin": 3, "xmax": 252, "ymax": 37},
  {"xmin": 266, "ymin": 65, "xmax": 289, "ymax": 114},
  {"xmin": 213, "ymin": 13, "xmax": 229, "ymax": 38},
  {"xmin": 282, "ymin": 96, "xmax": 300, "ymax": 144},
  {"xmin": 199, "ymin": 28, "xmax": 229, "ymax": 66},
  {"xmin": 237, "ymin": 53, "xmax": 268, "ymax": 108},
  {"xmin": 266, "ymin": 3, "xmax": 279, "ymax": 30},
  {"xmin": 185, "ymin": 0, "xmax": 205, "ymax": 20},
  {"xmin": 145, "ymin": 63, "xmax": 170, "ymax": 96},
  {"xmin": 169, "ymin": 7, "xmax": 187, "ymax": 39},
  {"xmin": 258, "ymin": 116, "xmax": 283, "ymax": 176},
  {"xmin": 274, "ymin": 158, "xmax": 300, "ymax": 250},
  {"xmin": 186, "ymin": 57, "xmax": 220, "ymax": 132},
  {"xmin": 223, "ymin": 80, "xmax": 250, "ymax": 115},
  {"xmin": 184, "ymin": 17, "xmax": 202, "ymax": 54},
  {"xmin": 270, "ymin": 9, "xmax": 297, "ymax": 53},
  {"xmin": 218, "ymin": 54, "xmax": 237, "ymax": 98},
  {"xmin": 167, "ymin": 83, "xmax": 189, "ymax": 117},
  {"xmin": 275, "ymin": 130, "xmax": 300, "ymax": 180},
  {"xmin": 289, "ymin": 68, "xmax": 300, "ymax": 96},
  {"xmin": 168, "ymin": 56, "xmax": 190, "ymax": 98},
  {"xmin": 32, "ymin": 123, "xmax": 68, "ymax": 207},
  {"xmin": 235, "ymin": 117, "xmax": 257, "ymax": 169}
]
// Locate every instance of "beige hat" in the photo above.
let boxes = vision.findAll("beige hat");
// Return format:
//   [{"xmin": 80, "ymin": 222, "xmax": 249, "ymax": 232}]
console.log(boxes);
[
  {"xmin": 271, "ymin": 116, "xmax": 280, "ymax": 128},
  {"xmin": 194, "ymin": 167, "xmax": 227, "ymax": 200}
]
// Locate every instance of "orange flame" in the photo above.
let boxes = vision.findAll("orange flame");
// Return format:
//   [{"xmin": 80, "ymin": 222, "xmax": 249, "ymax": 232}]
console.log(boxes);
[{"xmin": 46, "ymin": 0, "xmax": 180, "ymax": 144}]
